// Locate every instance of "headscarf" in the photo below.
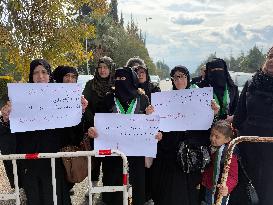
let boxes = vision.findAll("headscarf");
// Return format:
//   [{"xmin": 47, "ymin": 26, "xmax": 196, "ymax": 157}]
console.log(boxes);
[
  {"xmin": 53, "ymin": 66, "xmax": 78, "ymax": 83},
  {"xmin": 205, "ymin": 58, "xmax": 235, "ymax": 100},
  {"xmin": 0, "ymin": 78, "xmax": 11, "ymax": 108},
  {"xmin": 133, "ymin": 65, "xmax": 151, "ymax": 92},
  {"xmin": 126, "ymin": 56, "xmax": 145, "ymax": 68},
  {"xmin": 170, "ymin": 65, "xmax": 190, "ymax": 90},
  {"xmin": 115, "ymin": 67, "xmax": 139, "ymax": 103},
  {"xmin": 91, "ymin": 56, "xmax": 115, "ymax": 97},
  {"xmin": 29, "ymin": 59, "xmax": 53, "ymax": 83},
  {"xmin": 250, "ymin": 70, "xmax": 273, "ymax": 93}
]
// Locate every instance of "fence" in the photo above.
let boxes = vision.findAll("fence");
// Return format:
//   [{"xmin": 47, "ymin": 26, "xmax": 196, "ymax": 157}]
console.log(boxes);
[{"xmin": 0, "ymin": 149, "xmax": 131, "ymax": 205}]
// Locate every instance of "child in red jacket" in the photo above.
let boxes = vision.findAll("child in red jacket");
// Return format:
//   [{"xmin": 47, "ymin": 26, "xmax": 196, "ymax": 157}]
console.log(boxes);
[{"xmin": 201, "ymin": 120, "xmax": 238, "ymax": 205}]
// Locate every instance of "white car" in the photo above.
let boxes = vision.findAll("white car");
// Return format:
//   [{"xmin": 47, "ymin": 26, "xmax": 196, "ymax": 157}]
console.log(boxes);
[
  {"xmin": 150, "ymin": 75, "xmax": 160, "ymax": 86},
  {"xmin": 229, "ymin": 72, "xmax": 254, "ymax": 93},
  {"xmin": 77, "ymin": 75, "xmax": 94, "ymax": 91}
]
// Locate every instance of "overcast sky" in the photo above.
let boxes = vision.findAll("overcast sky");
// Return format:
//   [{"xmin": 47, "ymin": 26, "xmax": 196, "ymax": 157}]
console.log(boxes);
[{"xmin": 118, "ymin": 0, "xmax": 273, "ymax": 72}]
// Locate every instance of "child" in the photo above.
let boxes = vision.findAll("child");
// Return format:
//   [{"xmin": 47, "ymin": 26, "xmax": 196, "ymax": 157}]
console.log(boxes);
[{"xmin": 201, "ymin": 120, "xmax": 238, "ymax": 205}]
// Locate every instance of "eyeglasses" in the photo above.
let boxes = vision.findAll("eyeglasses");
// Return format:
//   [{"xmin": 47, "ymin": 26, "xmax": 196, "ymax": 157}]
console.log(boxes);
[{"xmin": 171, "ymin": 75, "xmax": 187, "ymax": 81}]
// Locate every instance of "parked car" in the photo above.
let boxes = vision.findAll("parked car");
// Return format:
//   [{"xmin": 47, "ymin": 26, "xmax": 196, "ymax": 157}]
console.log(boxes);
[
  {"xmin": 150, "ymin": 75, "xmax": 160, "ymax": 86},
  {"xmin": 77, "ymin": 75, "xmax": 94, "ymax": 91},
  {"xmin": 229, "ymin": 72, "xmax": 254, "ymax": 93}
]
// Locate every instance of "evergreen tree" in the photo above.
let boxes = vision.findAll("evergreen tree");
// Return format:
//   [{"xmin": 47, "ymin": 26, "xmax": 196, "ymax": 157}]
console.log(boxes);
[{"xmin": 110, "ymin": 0, "xmax": 118, "ymax": 23}]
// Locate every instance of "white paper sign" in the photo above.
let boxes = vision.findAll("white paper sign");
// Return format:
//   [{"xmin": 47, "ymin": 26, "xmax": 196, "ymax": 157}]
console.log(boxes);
[
  {"xmin": 8, "ymin": 83, "xmax": 82, "ymax": 133},
  {"xmin": 94, "ymin": 113, "xmax": 160, "ymax": 157},
  {"xmin": 151, "ymin": 87, "xmax": 214, "ymax": 131}
]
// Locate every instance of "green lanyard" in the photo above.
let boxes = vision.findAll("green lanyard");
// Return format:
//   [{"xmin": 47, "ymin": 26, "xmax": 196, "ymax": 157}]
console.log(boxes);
[
  {"xmin": 115, "ymin": 98, "xmax": 137, "ymax": 114},
  {"xmin": 213, "ymin": 84, "xmax": 229, "ymax": 116}
]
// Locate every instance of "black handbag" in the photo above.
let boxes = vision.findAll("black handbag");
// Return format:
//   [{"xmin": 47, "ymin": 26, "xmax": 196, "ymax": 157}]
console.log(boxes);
[
  {"xmin": 177, "ymin": 141, "xmax": 210, "ymax": 173},
  {"xmin": 238, "ymin": 159, "xmax": 259, "ymax": 205}
]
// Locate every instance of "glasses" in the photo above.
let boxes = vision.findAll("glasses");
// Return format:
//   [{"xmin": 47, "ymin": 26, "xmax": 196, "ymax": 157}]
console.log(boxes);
[{"xmin": 172, "ymin": 75, "xmax": 187, "ymax": 81}]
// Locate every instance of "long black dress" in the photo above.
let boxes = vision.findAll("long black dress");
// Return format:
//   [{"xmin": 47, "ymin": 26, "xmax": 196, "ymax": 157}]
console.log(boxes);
[
  {"xmin": 0, "ymin": 116, "xmax": 16, "ymax": 188},
  {"xmin": 16, "ymin": 119, "xmax": 84, "ymax": 205},
  {"xmin": 152, "ymin": 129, "xmax": 210, "ymax": 205},
  {"xmin": 232, "ymin": 73, "xmax": 273, "ymax": 205},
  {"xmin": 101, "ymin": 93, "xmax": 149, "ymax": 205}
]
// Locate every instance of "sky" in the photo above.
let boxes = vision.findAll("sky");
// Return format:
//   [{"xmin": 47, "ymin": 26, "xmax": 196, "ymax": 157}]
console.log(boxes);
[{"xmin": 118, "ymin": 0, "xmax": 273, "ymax": 73}]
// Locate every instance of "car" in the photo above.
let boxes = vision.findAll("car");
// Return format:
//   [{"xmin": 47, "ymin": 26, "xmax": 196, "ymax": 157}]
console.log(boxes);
[
  {"xmin": 77, "ymin": 75, "xmax": 94, "ymax": 91},
  {"xmin": 150, "ymin": 75, "xmax": 160, "ymax": 86},
  {"xmin": 165, "ymin": 78, "xmax": 170, "ymax": 81},
  {"xmin": 229, "ymin": 72, "xmax": 254, "ymax": 93}
]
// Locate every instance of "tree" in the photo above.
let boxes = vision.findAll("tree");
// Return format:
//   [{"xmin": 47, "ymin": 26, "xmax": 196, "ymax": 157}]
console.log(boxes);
[
  {"xmin": 110, "ymin": 0, "xmax": 118, "ymax": 23},
  {"xmin": 155, "ymin": 61, "xmax": 170, "ymax": 79},
  {"xmin": 0, "ymin": 0, "xmax": 108, "ymax": 78},
  {"xmin": 86, "ymin": 15, "xmax": 156, "ymax": 75},
  {"xmin": 120, "ymin": 11, "xmax": 124, "ymax": 27}
]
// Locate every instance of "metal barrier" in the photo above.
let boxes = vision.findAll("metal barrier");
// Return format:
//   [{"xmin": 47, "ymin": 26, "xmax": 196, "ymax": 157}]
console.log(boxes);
[
  {"xmin": 0, "ymin": 149, "xmax": 132, "ymax": 205},
  {"xmin": 215, "ymin": 136, "xmax": 273, "ymax": 205}
]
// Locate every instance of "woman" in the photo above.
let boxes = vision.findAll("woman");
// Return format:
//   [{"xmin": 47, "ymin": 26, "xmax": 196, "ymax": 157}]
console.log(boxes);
[
  {"xmin": 134, "ymin": 64, "xmax": 160, "ymax": 203},
  {"xmin": 134, "ymin": 64, "xmax": 161, "ymax": 101},
  {"xmin": 53, "ymin": 65, "xmax": 78, "ymax": 83},
  {"xmin": 201, "ymin": 58, "xmax": 239, "ymax": 121},
  {"xmin": 82, "ymin": 56, "xmax": 115, "ymax": 188},
  {"xmin": 3, "ymin": 59, "xmax": 85, "ymax": 205},
  {"xmin": 232, "ymin": 46, "xmax": 273, "ymax": 205},
  {"xmin": 88, "ymin": 66, "xmax": 161, "ymax": 205},
  {"xmin": 152, "ymin": 65, "xmax": 219, "ymax": 205},
  {"xmin": 0, "ymin": 82, "xmax": 16, "ymax": 189}
]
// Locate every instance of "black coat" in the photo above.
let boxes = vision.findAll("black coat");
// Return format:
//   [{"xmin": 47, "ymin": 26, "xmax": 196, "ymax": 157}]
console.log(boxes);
[
  {"xmin": 141, "ymin": 82, "xmax": 161, "ymax": 103},
  {"xmin": 199, "ymin": 82, "xmax": 239, "ymax": 119},
  {"xmin": 0, "ymin": 117, "xmax": 16, "ymax": 188},
  {"xmin": 82, "ymin": 80, "xmax": 111, "ymax": 129},
  {"xmin": 232, "ymin": 80, "xmax": 273, "ymax": 205}
]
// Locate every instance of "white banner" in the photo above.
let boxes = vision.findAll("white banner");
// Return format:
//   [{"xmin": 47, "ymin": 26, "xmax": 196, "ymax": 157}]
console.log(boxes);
[
  {"xmin": 95, "ymin": 113, "xmax": 160, "ymax": 157},
  {"xmin": 8, "ymin": 83, "xmax": 82, "ymax": 133},
  {"xmin": 151, "ymin": 87, "xmax": 214, "ymax": 131}
]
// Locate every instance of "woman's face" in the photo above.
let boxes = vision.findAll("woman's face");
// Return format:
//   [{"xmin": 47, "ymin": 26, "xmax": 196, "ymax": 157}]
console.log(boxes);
[
  {"xmin": 172, "ymin": 71, "xmax": 187, "ymax": 90},
  {"xmin": 136, "ymin": 68, "xmax": 147, "ymax": 83},
  {"xmin": 63, "ymin": 73, "xmax": 77, "ymax": 83},
  {"xmin": 98, "ymin": 63, "xmax": 110, "ymax": 78},
  {"xmin": 263, "ymin": 48, "xmax": 273, "ymax": 76},
  {"xmin": 32, "ymin": 65, "xmax": 50, "ymax": 83}
]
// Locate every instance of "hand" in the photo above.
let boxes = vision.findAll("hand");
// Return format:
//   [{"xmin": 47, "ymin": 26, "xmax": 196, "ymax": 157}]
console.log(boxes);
[
  {"xmin": 217, "ymin": 184, "xmax": 229, "ymax": 196},
  {"xmin": 1, "ymin": 101, "xmax": 11, "ymax": 122},
  {"xmin": 81, "ymin": 96, "xmax": 88, "ymax": 113},
  {"xmin": 155, "ymin": 132, "xmax": 162, "ymax": 141},
  {"xmin": 88, "ymin": 127, "xmax": 98, "ymax": 138},
  {"xmin": 145, "ymin": 105, "xmax": 154, "ymax": 115},
  {"xmin": 226, "ymin": 115, "xmax": 234, "ymax": 123},
  {"xmin": 211, "ymin": 100, "xmax": 220, "ymax": 116}
]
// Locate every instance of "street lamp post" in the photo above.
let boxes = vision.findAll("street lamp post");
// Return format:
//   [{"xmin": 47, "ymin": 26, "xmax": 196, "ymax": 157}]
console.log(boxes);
[{"xmin": 85, "ymin": 37, "xmax": 90, "ymax": 75}]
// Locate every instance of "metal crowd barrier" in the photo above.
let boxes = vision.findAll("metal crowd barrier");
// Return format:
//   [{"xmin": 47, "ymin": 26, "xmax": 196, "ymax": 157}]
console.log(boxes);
[
  {"xmin": 0, "ymin": 149, "xmax": 131, "ymax": 205},
  {"xmin": 215, "ymin": 136, "xmax": 273, "ymax": 205}
]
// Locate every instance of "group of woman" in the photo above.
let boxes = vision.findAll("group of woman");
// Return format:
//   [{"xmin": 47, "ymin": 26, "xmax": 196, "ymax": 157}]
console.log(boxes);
[{"xmin": 0, "ymin": 46, "xmax": 273, "ymax": 205}]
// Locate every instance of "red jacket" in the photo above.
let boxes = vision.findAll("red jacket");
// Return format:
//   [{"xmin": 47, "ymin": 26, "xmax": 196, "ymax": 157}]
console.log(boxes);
[{"xmin": 202, "ymin": 147, "xmax": 238, "ymax": 194}]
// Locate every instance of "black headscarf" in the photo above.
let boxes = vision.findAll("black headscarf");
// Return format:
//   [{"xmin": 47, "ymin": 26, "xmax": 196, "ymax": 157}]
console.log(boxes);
[
  {"xmin": 91, "ymin": 56, "xmax": 115, "ymax": 97},
  {"xmin": 53, "ymin": 66, "xmax": 78, "ymax": 83},
  {"xmin": 29, "ymin": 59, "xmax": 53, "ymax": 83},
  {"xmin": 205, "ymin": 58, "xmax": 235, "ymax": 99},
  {"xmin": 0, "ymin": 78, "xmax": 11, "ymax": 108},
  {"xmin": 170, "ymin": 65, "xmax": 190, "ymax": 90},
  {"xmin": 133, "ymin": 65, "xmax": 151, "ymax": 92},
  {"xmin": 115, "ymin": 67, "xmax": 139, "ymax": 104},
  {"xmin": 250, "ymin": 70, "xmax": 273, "ymax": 93}
]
